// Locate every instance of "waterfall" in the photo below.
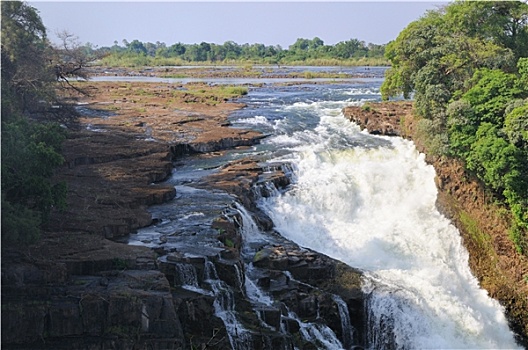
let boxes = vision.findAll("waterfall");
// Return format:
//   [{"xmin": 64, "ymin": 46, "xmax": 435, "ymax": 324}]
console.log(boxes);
[
  {"xmin": 256, "ymin": 107, "xmax": 520, "ymax": 348},
  {"xmin": 244, "ymin": 263, "xmax": 274, "ymax": 307},
  {"xmin": 283, "ymin": 305, "xmax": 345, "ymax": 350},
  {"xmin": 174, "ymin": 262, "xmax": 199, "ymax": 288},
  {"xmin": 233, "ymin": 201, "xmax": 350, "ymax": 349},
  {"xmin": 233, "ymin": 202, "xmax": 268, "ymax": 248},
  {"xmin": 205, "ymin": 260, "xmax": 253, "ymax": 350},
  {"xmin": 333, "ymin": 294, "xmax": 356, "ymax": 349}
]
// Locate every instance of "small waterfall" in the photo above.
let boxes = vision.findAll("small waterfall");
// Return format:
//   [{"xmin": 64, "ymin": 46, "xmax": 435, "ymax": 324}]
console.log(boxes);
[
  {"xmin": 174, "ymin": 262, "xmax": 199, "ymax": 288},
  {"xmin": 333, "ymin": 294, "xmax": 356, "ymax": 349},
  {"xmin": 253, "ymin": 163, "xmax": 295, "ymax": 199},
  {"xmin": 204, "ymin": 260, "xmax": 252, "ymax": 350},
  {"xmin": 244, "ymin": 263, "xmax": 274, "ymax": 307},
  {"xmin": 233, "ymin": 262, "xmax": 246, "ymax": 297},
  {"xmin": 284, "ymin": 305, "xmax": 345, "ymax": 350},
  {"xmin": 362, "ymin": 277, "xmax": 429, "ymax": 350},
  {"xmin": 234, "ymin": 203, "xmax": 355, "ymax": 349},
  {"xmin": 174, "ymin": 262, "xmax": 213, "ymax": 296},
  {"xmin": 234, "ymin": 202, "xmax": 267, "ymax": 247}
]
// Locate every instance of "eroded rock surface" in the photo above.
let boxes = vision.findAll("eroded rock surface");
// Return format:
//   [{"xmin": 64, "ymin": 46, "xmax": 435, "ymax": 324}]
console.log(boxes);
[
  {"xmin": 2, "ymin": 81, "xmax": 366, "ymax": 349},
  {"xmin": 343, "ymin": 101, "xmax": 414, "ymax": 136}
]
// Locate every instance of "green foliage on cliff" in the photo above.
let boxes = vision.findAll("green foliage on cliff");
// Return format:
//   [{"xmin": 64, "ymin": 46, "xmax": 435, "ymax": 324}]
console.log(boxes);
[
  {"xmin": 381, "ymin": 1, "xmax": 528, "ymax": 254},
  {"xmin": 1, "ymin": 1, "xmax": 68, "ymax": 245}
]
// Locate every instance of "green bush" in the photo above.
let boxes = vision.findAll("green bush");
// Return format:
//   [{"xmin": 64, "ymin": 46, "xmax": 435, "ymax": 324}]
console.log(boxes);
[
  {"xmin": 504, "ymin": 101, "xmax": 528, "ymax": 147},
  {"xmin": 221, "ymin": 86, "xmax": 248, "ymax": 96},
  {"xmin": 1, "ymin": 196, "xmax": 42, "ymax": 245},
  {"xmin": 462, "ymin": 69, "xmax": 522, "ymax": 125},
  {"xmin": 416, "ymin": 118, "xmax": 450, "ymax": 156},
  {"xmin": 1, "ymin": 117, "xmax": 67, "ymax": 244},
  {"xmin": 447, "ymin": 99, "xmax": 478, "ymax": 158}
]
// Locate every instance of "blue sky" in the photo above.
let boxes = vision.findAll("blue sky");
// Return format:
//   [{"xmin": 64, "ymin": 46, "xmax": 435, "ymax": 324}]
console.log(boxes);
[{"xmin": 29, "ymin": 1, "xmax": 448, "ymax": 48}]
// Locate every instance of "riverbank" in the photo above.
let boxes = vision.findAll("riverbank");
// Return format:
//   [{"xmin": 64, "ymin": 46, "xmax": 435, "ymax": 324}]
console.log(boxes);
[{"xmin": 343, "ymin": 102, "xmax": 528, "ymax": 346}]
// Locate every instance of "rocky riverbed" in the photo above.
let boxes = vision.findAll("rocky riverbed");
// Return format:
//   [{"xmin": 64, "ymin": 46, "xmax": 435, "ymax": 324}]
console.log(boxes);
[{"xmin": 2, "ymin": 81, "xmax": 366, "ymax": 349}]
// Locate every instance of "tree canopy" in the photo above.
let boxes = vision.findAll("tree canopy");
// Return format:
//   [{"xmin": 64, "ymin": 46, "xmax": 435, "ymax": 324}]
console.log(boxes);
[
  {"xmin": 98, "ymin": 37, "xmax": 387, "ymax": 66},
  {"xmin": 381, "ymin": 1, "xmax": 528, "ymax": 254},
  {"xmin": 1, "ymin": 1, "xmax": 73, "ymax": 245}
]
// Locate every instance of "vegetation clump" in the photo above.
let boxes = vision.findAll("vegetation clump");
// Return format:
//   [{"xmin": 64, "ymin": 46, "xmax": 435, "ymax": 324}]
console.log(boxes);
[
  {"xmin": 382, "ymin": 1, "xmax": 528, "ymax": 255},
  {"xmin": 1, "ymin": 1, "xmax": 90, "ymax": 244}
]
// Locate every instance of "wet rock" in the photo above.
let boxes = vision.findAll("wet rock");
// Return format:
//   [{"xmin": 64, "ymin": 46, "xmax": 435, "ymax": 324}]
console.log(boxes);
[
  {"xmin": 282, "ymin": 316, "xmax": 301, "ymax": 334},
  {"xmin": 2, "ymin": 301, "xmax": 48, "ymax": 344},
  {"xmin": 174, "ymin": 294, "xmax": 229, "ymax": 349},
  {"xmin": 214, "ymin": 259, "xmax": 245, "ymax": 292},
  {"xmin": 298, "ymin": 295, "xmax": 318, "ymax": 319},
  {"xmin": 255, "ymin": 306, "xmax": 282, "ymax": 330},
  {"xmin": 2, "ymin": 269, "xmax": 185, "ymax": 348}
]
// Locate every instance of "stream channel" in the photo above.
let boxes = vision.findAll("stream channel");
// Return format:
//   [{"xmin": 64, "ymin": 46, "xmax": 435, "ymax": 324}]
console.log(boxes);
[{"xmin": 105, "ymin": 66, "xmax": 519, "ymax": 349}]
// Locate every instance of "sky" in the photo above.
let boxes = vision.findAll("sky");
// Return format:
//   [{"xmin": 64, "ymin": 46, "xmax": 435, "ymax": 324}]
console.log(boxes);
[{"xmin": 29, "ymin": 1, "xmax": 448, "ymax": 49}]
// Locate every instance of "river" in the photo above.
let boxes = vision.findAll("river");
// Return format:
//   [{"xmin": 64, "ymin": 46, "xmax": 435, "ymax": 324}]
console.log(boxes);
[
  {"xmin": 227, "ymin": 71, "xmax": 519, "ymax": 349},
  {"xmin": 115, "ymin": 66, "xmax": 519, "ymax": 349}
]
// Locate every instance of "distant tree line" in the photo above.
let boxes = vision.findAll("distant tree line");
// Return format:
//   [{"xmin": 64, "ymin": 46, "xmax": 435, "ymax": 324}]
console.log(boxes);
[
  {"xmin": 382, "ymin": 1, "xmax": 528, "ymax": 254},
  {"xmin": 91, "ymin": 37, "xmax": 387, "ymax": 66}
]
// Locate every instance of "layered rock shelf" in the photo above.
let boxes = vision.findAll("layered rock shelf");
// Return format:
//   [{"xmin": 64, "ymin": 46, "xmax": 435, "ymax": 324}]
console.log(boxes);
[{"xmin": 2, "ymin": 82, "xmax": 366, "ymax": 349}]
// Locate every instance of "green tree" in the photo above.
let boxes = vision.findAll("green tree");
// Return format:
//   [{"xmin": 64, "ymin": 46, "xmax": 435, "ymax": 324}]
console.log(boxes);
[
  {"xmin": 127, "ymin": 39, "xmax": 147, "ymax": 55},
  {"xmin": 466, "ymin": 122, "xmax": 528, "ymax": 252},
  {"xmin": 2, "ymin": 1, "xmax": 68, "ymax": 244},
  {"xmin": 504, "ymin": 101, "xmax": 528, "ymax": 148},
  {"xmin": 1, "ymin": 0, "xmax": 52, "ymax": 119},
  {"xmin": 381, "ymin": 0, "xmax": 528, "ymax": 254},
  {"xmin": 462, "ymin": 68, "xmax": 522, "ymax": 125},
  {"xmin": 222, "ymin": 41, "xmax": 241, "ymax": 60},
  {"xmin": 381, "ymin": 2, "xmax": 526, "ymax": 107}
]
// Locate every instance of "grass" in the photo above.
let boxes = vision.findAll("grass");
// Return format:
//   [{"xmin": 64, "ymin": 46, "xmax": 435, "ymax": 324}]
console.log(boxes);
[
  {"xmin": 459, "ymin": 210, "xmax": 494, "ymax": 252},
  {"xmin": 220, "ymin": 86, "xmax": 248, "ymax": 96},
  {"xmin": 361, "ymin": 103, "xmax": 372, "ymax": 112}
]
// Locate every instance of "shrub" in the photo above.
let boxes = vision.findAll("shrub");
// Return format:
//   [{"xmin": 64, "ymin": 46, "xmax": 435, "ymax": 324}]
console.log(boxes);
[{"xmin": 1, "ymin": 117, "xmax": 67, "ymax": 244}]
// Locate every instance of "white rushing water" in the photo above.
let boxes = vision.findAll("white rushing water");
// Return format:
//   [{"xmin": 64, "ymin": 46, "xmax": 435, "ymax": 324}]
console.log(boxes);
[{"xmin": 253, "ymin": 99, "xmax": 520, "ymax": 349}]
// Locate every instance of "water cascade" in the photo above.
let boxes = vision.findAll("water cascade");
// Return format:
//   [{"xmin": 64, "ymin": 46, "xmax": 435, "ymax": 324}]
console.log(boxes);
[
  {"xmin": 333, "ymin": 294, "xmax": 355, "ymax": 349},
  {"xmin": 284, "ymin": 305, "xmax": 344, "ymax": 350},
  {"xmin": 174, "ymin": 262, "xmax": 199, "ymax": 288},
  {"xmin": 228, "ymin": 81, "xmax": 520, "ymax": 348},
  {"xmin": 257, "ymin": 118, "xmax": 520, "ymax": 349},
  {"xmin": 233, "ymin": 201, "xmax": 351, "ymax": 349},
  {"xmin": 204, "ymin": 259, "xmax": 253, "ymax": 350}
]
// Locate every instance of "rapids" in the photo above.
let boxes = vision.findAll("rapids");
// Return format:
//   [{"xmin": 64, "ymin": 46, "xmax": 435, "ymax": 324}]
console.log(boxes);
[
  {"xmin": 121, "ymin": 66, "xmax": 520, "ymax": 348},
  {"xmin": 229, "ymin": 76, "xmax": 520, "ymax": 349}
]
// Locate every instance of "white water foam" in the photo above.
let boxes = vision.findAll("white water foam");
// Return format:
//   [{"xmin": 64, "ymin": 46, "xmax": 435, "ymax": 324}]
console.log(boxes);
[
  {"xmin": 231, "ymin": 115, "xmax": 271, "ymax": 126},
  {"xmin": 205, "ymin": 260, "xmax": 252, "ymax": 350},
  {"xmin": 259, "ymin": 109, "xmax": 520, "ymax": 349}
]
